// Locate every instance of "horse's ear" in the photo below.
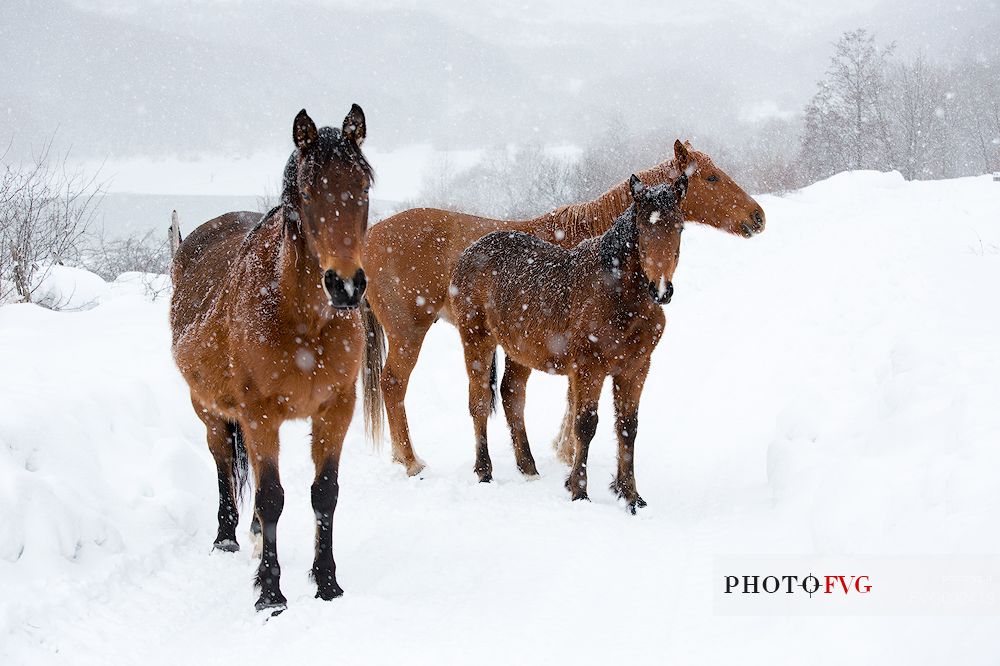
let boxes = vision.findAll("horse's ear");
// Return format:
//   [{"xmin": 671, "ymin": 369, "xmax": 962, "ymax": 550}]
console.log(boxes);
[
  {"xmin": 673, "ymin": 173, "xmax": 689, "ymax": 202},
  {"xmin": 674, "ymin": 139, "xmax": 691, "ymax": 171},
  {"xmin": 294, "ymin": 109, "xmax": 318, "ymax": 151},
  {"xmin": 629, "ymin": 174, "xmax": 645, "ymax": 200},
  {"xmin": 343, "ymin": 104, "xmax": 366, "ymax": 147}
]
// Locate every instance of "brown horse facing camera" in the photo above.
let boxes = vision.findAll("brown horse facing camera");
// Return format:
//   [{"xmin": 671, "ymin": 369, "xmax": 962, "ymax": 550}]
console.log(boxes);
[
  {"xmin": 170, "ymin": 107, "xmax": 372, "ymax": 613},
  {"xmin": 362, "ymin": 140, "xmax": 764, "ymax": 476},
  {"xmin": 449, "ymin": 173, "xmax": 689, "ymax": 512}
]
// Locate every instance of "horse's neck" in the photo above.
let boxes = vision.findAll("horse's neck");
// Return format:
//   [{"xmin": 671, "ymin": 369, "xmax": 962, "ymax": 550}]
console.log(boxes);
[{"xmin": 524, "ymin": 159, "xmax": 676, "ymax": 245}]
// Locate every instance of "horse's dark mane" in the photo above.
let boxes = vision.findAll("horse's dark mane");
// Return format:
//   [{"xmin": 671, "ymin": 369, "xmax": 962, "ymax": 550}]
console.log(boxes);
[
  {"xmin": 536, "ymin": 160, "xmax": 677, "ymax": 243},
  {"xmin": 598, "ymin": 204, "xmax": 638, "ymax": 274},
  {"xmin": 280, "ymin": 126, "xmax": 374, "ymax": 231}
]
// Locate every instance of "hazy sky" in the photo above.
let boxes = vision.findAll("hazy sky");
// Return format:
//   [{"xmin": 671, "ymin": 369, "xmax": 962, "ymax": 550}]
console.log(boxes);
[{"xmin": 3, "ymin": 0, "xmax": 997, "ymax": 158}]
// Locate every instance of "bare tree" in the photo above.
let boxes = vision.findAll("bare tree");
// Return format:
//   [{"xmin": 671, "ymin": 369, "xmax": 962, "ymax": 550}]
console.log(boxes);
[
  {"xmin": 888, "ymin": 54, "xmax": 950, "ymax": 180},
  {"xmin": 800, "ymin": 29, "xmax": 896, "ymax": 178},
  {"xmin": 416, "ymin": 143, "xmax": 582, "ymax": 219},
  {"xmin": 0, "ymin": 139, "xmax": 104, "ymax": 305},
  {"xmin": 954, "ymin": 60, "xmax": 1000, "ymax": 174},
  {"xmin": 570, "ymin": 114, "xmax": 634, "ymax": 200},
  {"xmin": 256, "ymin": 179, "xmax": 281, "ymax": 214}
]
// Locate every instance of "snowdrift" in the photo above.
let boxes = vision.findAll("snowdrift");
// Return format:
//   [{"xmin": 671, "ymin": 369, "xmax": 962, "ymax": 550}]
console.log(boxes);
[{"xmin": 2, "ymin": 172, "xmax": 1000, "ymax": 663}]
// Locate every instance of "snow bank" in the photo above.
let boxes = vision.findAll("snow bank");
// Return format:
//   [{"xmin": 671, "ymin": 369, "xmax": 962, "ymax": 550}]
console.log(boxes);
[
  {"xmin": 29, "ymin": 265, "xmax": 109, "ymax": 311},
  {"xmin": 2, "ymin": 173, "xmax": 1000, "ymax": 663}
]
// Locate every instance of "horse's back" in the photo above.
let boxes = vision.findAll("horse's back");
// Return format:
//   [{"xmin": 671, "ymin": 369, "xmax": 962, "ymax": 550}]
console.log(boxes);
[
  {"xmin": 170, "ymin": 211, "xmax": 263, "ymax": 343},
  {"xmin": 172, "ymin": 211, "xmax": 262, "ymax": 278},
  {"xmin": 458, "ymin": 229, "xmax": 572, "ymax": 275},
  {"xmin": 367, "ymin": 207, "xmax": 515, "ymax": 254},
  {"xmin": 451, "ymin": 230, "xmax": 577, "ymax": 310}
]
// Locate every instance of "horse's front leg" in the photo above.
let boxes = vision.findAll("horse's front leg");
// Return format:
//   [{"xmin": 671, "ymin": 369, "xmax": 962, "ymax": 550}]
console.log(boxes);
[
  {"xmin": 565, "ymin": 369, "xmax": 603, "ymax": 501},
  {"xmin": 611, "ymin": 362, "xmax": 651, "ymax": 514},
  {"xmin": 243, "ymin": 417, "xmax": 286, "ymax": 613},
  {"xmin": 310, "ymin": 385, "xmax": 354, "ymax": 600}
]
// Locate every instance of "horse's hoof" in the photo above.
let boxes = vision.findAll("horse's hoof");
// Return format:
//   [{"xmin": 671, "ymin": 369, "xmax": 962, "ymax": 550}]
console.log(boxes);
[
  {"xmin": 406, "ymin": 459, "xmax": 426, "ymax": 477},
  {"xmin": 477, "ymin": 471, "xmax": 493, "ymax": 483},
  {"xmin": 255, "ymin": 596, "xmax": 288, "ymax": 615},
  {"xmin": 565, "ymin": 474, "xmax": 588, "ymax": 500},
  {"xmin": 213, "ymin": 539, "xmax": 239, "ymax": 553},
  {"xmin": 315, "ymin": 583, "xmax": 345, "ymax": 601},
  {"xmin": 627, "ymin": 496, "xmax": 647, "ymax": 515}
]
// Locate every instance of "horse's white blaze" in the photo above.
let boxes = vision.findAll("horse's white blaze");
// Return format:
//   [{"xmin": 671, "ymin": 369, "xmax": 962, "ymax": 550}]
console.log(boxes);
[
  {"xmin": 648, "ymin": 211, "xmax": 660, "ymax": 225},
  {"xmin": 657, "ymin": 275, "xmax": 669, "ymax": 298}
]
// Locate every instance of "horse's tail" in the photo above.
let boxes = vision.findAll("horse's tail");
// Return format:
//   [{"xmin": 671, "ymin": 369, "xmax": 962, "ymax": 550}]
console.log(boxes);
[
  {"xmin": 361, "ymin": 298, "xmax": 385, "ymax": 449},
  {"xmin": 551, "ymin": 386, "xmax": 576, "ymax": 466},
  {"xmin": 228, "ymin": 421, "xmax": 250, "ymax": 503},
  {"xmin": 489, "ymin": 351, "xmax": 498, "ymax": 414},
  {"xmin": 168, "ymin": 210, "xmax": 183, "ymax": 257}
]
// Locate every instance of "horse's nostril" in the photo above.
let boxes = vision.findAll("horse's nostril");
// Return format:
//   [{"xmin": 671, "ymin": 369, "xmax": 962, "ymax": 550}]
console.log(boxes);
[
  {"xmin": 323, "ymin": 269, "xmax": 338, "ymax": 290},
  {"xmin": 353, "ymin": 268, "xmax": 367, "ymax": 297}
]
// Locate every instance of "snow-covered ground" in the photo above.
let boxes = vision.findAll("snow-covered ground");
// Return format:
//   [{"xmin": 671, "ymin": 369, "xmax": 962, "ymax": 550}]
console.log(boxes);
[{"xmin": 2, "ymin": 171, "xmax": 999, "ymax": 663}]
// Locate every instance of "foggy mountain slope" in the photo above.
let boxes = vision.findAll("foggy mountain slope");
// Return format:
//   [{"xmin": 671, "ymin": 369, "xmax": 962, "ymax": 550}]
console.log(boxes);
[
  {"xmin": 3, "ymin": 0, "xmax": 544, "ymax": 156},
  {"xmin": 1, "ymin": 0, "xmax": 292, "ymax": 155}
]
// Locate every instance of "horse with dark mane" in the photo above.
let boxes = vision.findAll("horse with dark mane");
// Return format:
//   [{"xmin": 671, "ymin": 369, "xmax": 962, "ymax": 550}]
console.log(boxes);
[
  {"xmin": 170, "ymin": 107, "xmax": 372, "ymax": 613},
  {"xmin": 361, "ymin": 140, "xmax": 765, "ymax": 476},
  {"xmin": 449, "ymin": 173, "xmax": 688, "ymax": 512}
]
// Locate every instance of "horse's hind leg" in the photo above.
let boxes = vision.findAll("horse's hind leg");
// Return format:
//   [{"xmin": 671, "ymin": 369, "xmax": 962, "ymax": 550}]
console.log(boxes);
[
  {"xmin": 460, "ymin": 328, "xmax": 497, "ymax": 483},
  {"xmin": 242, "ymin": 419, "xmax": 286, "ymax": 613},
  {"xmin": 500, "ymin": 357, "xmax": 538, "ymax": 477},
  {"xmin": 194, "ymin": 400, "xmax": 242, "ymax": 552},
  {"xmin": 611, "ymin": 364, "xmax": 650, "ymax": 514},
  {"xmin": 380, "ymin": 323, "xmax": 430, "ymax": 476},
  {"xmin": 309, "ymin": 385, "xmax": 354, "ymax": 601},
  {"xmin": 565, "ymin": 370, "xmax": 603, "ymax": 502}
]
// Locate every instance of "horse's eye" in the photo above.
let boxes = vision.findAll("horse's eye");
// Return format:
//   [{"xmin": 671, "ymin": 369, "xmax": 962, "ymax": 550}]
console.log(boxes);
[{"xmin": 707, "ymin": 174, "xmax": 719, "ymax": 182}]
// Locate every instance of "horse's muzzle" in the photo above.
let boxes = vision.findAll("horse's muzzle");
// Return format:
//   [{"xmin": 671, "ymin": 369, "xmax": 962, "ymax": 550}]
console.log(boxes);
[
  {"xmin": 324, "ymin": 268, "xmax": 366, "ymax": 309},
  {"xmin": 740, "ymin": 209, "xmax": 766, "ymax": 237},
  {"xmin": 649, "ymin": 278, "xmax": 673, "ymax": 304}
]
